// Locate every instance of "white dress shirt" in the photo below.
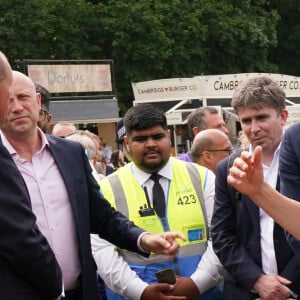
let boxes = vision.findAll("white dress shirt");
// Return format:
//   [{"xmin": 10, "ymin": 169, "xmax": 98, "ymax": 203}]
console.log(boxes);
[{"xmin": 259, "ymin": 145, "xmax": 281, "ymax": 275}]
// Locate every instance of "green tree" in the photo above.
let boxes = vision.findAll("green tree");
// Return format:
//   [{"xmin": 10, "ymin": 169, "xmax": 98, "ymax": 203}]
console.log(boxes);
[
  {"xmin": 97, "ymin": 0, "xmax": 280, "ymax": 110},
  {"xmin": 0, "ymin": 0, "xmax": 103, "ymax": 66},
  {"xmin": 0, "ymin": 0, "xmax": 281, "ymax": 112},
  {"xmin": 270, "ymin": 0, "xmax": 300, "ymax": 76}
]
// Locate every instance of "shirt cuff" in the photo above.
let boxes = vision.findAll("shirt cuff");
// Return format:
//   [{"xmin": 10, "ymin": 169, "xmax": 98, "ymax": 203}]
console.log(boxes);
[
  {"xmin": 190, "ymin": 268, "xmax": 223, "ymax": 295},
  {"xmin": 123, "ymin": 278, "xmax": 148, "ymax": 300},
  {"xmin": 137, "ymin": 232, "xmax": 151, "ymax": 253},
  {"xmin": 190, "ymin": 273, "xmax": 210, "ymax": 295}
]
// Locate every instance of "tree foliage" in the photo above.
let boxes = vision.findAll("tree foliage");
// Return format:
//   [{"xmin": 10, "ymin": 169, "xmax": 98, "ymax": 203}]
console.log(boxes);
[
  {"xmin": 0, "ymin": 0, "xmax": 295, "ymax": 112},
  {"xmin": 269, "ymin": 0, "xmax": 300, "ymax": 76},
  {"xmin": 0, "ymin": 0, "xmax": 103, "ymax": 65}
]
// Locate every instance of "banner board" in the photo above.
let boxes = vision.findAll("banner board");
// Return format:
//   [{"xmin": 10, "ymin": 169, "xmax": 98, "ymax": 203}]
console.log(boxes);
[
  {"xmin": 28, "ymin": 64, "xmax": 112, "ymax": 93},
  {"xmin": 132, "ymin": 73, "xmax": 300, "ymax": 101},
  {"xmin": 132, "ymin": 78, "xmax": 202, "ymax": 101}
]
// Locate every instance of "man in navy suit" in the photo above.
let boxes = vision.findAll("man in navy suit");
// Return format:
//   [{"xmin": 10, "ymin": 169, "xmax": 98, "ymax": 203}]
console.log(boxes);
[
  {"xmin": 0, "ymin": 51, "xmax": 63, "ymax": 299},
  {"xmin": 0, "ymin": 69, "xmax": 184, "ymax": 300},
  {"xmin": 211, "ymin": 76, "xmax": 300, "ymax": 299},
  {"xmin": 227, "ymin": 128, "xmax": 300, "ymax": 242}
]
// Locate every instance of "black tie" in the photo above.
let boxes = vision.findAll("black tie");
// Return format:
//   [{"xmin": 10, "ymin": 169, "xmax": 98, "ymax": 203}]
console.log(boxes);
[{"xmin": 150, "ymin": 173, "xmax": 165, "ymax": 218}]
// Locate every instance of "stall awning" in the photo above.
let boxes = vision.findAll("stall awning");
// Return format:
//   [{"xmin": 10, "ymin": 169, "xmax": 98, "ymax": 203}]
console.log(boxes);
[{"xmin": 50, "ymin": 98, "xmax": 119, "ymax": 123}]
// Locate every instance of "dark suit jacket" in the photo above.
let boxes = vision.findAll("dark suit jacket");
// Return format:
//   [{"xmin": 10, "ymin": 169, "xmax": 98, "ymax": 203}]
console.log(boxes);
[
  {"xmin": 0, "ymin": 142, "xmax": 62, "ymax": 300},
  {"xmin": 279, "ymin": 122, "xmax": 300, "ymax": 253},
  {"xmin": 211, "ymin": 156, "xmax": 300, "ymax": 300},
  {"xmin": 47, "ymin": 135, "xmax": 145, "ymax": 300}
]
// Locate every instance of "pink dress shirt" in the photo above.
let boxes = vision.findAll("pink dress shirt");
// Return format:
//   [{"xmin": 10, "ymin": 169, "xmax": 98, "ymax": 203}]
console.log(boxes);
[{"xmin": 1, "ymin": 130, "xmax": 81, "ymax": 290}]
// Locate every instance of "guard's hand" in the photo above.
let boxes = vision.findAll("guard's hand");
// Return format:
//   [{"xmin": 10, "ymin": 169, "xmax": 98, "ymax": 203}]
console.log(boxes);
[
  {"xmin": 141, "ymin": 283, "xmax": 187, "ymax": 300},
  {"xmin": 169, "ymin": 276, "xmax": 200, "ymax": 299},
  {"xmin": 140, "ymin": 232, "xmax": 186, "ymax": 257}
]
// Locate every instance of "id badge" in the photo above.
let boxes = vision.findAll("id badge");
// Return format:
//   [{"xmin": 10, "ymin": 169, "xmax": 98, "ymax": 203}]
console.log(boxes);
[{"xmin": 184, "ymin": 225, "xmax": 206, "ymax": 243}]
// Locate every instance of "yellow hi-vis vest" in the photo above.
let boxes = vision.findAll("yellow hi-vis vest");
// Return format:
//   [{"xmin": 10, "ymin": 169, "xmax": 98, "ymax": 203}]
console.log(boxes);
[{"xmin": 100, "ymin": 157, "xmax": 208, "ymax": 264}]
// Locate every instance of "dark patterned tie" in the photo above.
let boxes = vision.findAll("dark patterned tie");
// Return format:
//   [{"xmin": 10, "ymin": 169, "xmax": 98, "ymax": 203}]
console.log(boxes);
[{"xmin": 150, "ymin": 173, "xmax": 165, "ymax": 218}]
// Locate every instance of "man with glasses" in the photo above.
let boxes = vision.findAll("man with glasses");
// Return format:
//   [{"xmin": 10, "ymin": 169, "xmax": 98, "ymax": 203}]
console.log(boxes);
[
  {"xmin": 190, "ymin": 129, "xmax": 233, "ymax": 174},
  {"xmin": 211, "ymin": 76, "xmax": 300, "ymax": 299},
  {"xmin": 52, "ymin": 121, "xmax": 77, "ymax": 138},
  {"xmin": 178, "ymin": 106, "xmax": 229, "ymax": 162},
  {"xmin": 36, "ymin": 84, "xmax": 52, "ymax": 133}
]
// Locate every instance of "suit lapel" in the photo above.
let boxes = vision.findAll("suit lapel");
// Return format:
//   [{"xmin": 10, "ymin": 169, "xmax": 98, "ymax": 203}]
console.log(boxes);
[
  {"xmin": 243, "ymin": 194, "xmax": 260, "ymax": 232},
  {"xmin": 0, "ymin": 137, "xmax": 32, "ymax": 206},
  {"xmin": 273, "ymin": 176, "xmax": 288, "ymax": 271},
  {"xmin": 47, "ymin": 136, "xmax": 80, "ymax": 227},
  {"xmin": 241, "ymin": 175, "xmax": 279, "ymax": 233},
  {"xmin": 243, "ymin": 176, "xmax": 286, "ymax": 269}
]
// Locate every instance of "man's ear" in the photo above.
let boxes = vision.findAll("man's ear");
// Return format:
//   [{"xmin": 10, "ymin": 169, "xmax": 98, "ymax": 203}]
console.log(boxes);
[
  {"xmin": 167, "ymin": 129, "xmax": 171, "ymax": 138},
  {"xmin": 192, "ymin": 127, "xmax": 200, "ymax": 137},
  {"xmin": 202, "ymin": 150, "xmax": 212, "ymax": 162},
  {"xmin": 280, "ymin": 108, "xmax": 289, "ymax": 126},
  {"xmin": 124, "ymin": 136, "xmax": 130, "ymax": 151},
  {"xmin": 36, "ymin": 92, "xmax": 42, "ymax": 109},
  {"xmin": 167, "ymin": 129, "xmax": 172, "ymax": 145},
  {"xmin": 47, "ymin": 113, "xmax": 52, "ymax": 123}
]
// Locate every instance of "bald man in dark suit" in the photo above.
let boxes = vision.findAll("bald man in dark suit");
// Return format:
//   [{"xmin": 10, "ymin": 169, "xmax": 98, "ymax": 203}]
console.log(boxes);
[{"xmin": 0, "ymin": 52, "xmax": 62, "ymax": 299}]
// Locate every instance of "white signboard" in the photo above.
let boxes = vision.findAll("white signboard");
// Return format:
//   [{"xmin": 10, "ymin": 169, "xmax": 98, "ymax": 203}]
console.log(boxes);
[
  {"xmin": 28, "ymin": 64, "xmax": 112, "ymax": 93},
  {"xmin": 132, "ymin": 78, "xmax": 202, "ymax": 101},
  {"xmin": 286, "ymin": 106, "xmax": 300, "ymax": 127},
  {"xmin": 133, "ymin": 73, "xmax": 300, "ymax": 102},
  {"xmin": 201, "ymin": 74, "xmax": 254, "ymax": 98},
  {"xmin": 166, "ymin": 111, "xmax": 183, "ymax": 125},
  {"xmin": 202, "ymin": 73, "xmax": 300, "ymax": 98}
]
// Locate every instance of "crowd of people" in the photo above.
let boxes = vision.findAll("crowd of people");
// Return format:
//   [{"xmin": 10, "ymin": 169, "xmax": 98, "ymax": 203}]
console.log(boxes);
[
  {"xmin": 2, "ymin": 49, "xmax": 300, "ymax": 300},
  {"xmin": 0, "ymin": 52, "xmax": 184, "ymax": 300}
]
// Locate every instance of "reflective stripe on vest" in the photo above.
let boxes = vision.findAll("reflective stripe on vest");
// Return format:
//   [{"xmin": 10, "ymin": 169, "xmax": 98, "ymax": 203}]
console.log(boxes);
[
  {"xmin": 119, "ymin": 242, "xmax": 208, "ymax": 265},
  {"xmin": 185, "ymin": 162, "xmax": 209, "ymax": 239},
  {"xmin": 100, "ymin": 158, "xmax": 209, "ymax": 262}
]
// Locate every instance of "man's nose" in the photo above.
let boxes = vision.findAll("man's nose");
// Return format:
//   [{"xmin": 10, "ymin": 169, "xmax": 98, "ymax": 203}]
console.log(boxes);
[
  {"xmin": 221, "ymin": 126, "xmax": 229, "ymax": 135},
  {"xmin": 145, "ymin": 138, "xmax": 156, "ymax": 147},
  {"xmin": 250, "ymin": 120, "xmax": 260, "ymax": 133},
  {"xmin": 10, "ymin": 97, "xmax": 23, "ymax": 110}
]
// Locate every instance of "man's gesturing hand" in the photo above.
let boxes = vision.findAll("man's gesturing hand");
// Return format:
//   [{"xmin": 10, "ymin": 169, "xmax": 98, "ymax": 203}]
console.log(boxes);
[{"xmin": 140, "ymin": 232, "xmax": 186, "ymax": 257}]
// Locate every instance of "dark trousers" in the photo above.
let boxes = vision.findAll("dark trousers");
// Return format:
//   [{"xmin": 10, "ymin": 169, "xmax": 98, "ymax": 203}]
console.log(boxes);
[
  {"xmin": 63, "ymin": 275, "xmax": 107, "ymax": 300},
  {"xmin": 63, "ymin": 287, "xmax": 82, "ymax": 300}
]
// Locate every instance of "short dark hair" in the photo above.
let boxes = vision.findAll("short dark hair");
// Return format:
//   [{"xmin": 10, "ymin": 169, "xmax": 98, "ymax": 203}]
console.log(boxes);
[
  {"xmin": 110, "ymin": 149, "xmax": 121, "ymax": 169},
  {"xmin": 187, "ymin": 106, "xmax": 219, "ymax": 139},
  {"xmin": 123, "ymin": 103, "xmax": 167, "ymax": 136},
  {"xmin": 35, "ymin": 84, "xmax": 50, "ymax": 110}
]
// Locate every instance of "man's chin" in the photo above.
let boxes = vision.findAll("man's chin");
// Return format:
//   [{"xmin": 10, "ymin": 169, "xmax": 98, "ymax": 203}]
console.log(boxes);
[
  {"xmin": 3, "ymin": 126, "xmax": 29, "ymax": 136},
  {"xmin": 142, "ymin": 160, "xmax": 163, "ymax": 172},
  {"xmin": 252, "ymin": 140, "xmax": 265, "ymax": 149}
]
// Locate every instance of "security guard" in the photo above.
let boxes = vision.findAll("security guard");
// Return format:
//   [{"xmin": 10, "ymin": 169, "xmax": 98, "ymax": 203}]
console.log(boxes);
[{"xmin": 92, "ymin": 104, "xmax": 223, "ymax": 300}]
